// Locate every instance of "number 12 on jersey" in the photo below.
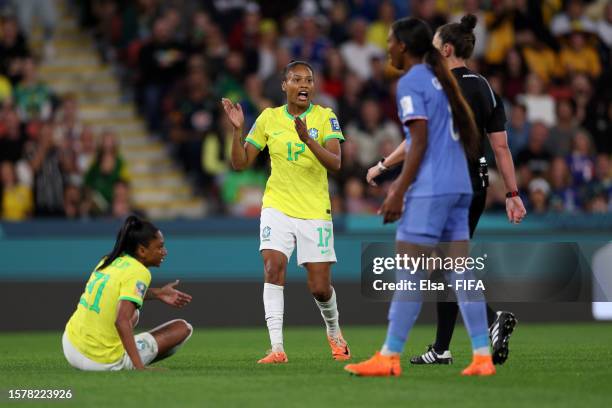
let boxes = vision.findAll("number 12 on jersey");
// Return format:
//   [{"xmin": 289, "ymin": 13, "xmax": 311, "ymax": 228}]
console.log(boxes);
[{"xmin": 79, "ymin": 272, "xmax": 110, "ymax": 313}]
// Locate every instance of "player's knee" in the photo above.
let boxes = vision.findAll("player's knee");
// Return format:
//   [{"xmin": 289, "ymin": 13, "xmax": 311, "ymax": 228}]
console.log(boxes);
[
  {"xmin": 264, "ymin": 260, "xmax": 284, "ymax": 284},
  {"xmin": 174, "ymin": 319, "xmax": 193, "ymax": 342},
  {"xmin": 308, "ymin": 281, "xmax": 332, "ymax": 301}
]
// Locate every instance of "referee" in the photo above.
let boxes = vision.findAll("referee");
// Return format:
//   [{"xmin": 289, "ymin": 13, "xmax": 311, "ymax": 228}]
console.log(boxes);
[{"xmin": 366, "ymin": 14, "xmax": 526, "ymax": 365}]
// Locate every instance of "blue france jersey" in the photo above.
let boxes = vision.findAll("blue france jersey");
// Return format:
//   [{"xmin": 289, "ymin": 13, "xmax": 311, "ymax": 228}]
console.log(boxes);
[{"xmin": 396, "ymin": 64, "xmax": 472, "ymax": 197}]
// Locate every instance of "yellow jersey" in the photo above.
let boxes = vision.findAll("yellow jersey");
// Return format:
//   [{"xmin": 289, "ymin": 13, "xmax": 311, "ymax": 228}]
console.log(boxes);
[
  {"xmin": 245, "ymin": 104, "xmax": 344, "ymax": 221},
  {"xmin": 65, "ymin": 255, "xmax": 151, "ymax": 364}
]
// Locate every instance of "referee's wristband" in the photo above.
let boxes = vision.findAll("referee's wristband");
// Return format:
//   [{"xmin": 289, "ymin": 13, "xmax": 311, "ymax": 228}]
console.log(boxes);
[
  {"xmin": 377, "ymin": 158, "xmax": 389, "ymax": 172},
  {"xmin": 506, "ymin": 191, "xmax": 519, "ymax": 198}
]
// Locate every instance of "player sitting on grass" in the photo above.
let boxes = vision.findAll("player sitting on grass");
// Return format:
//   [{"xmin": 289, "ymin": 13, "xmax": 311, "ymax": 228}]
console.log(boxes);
[{"xmin": 62, "ymin": 215, "xmax": 193, "ymax": 371}]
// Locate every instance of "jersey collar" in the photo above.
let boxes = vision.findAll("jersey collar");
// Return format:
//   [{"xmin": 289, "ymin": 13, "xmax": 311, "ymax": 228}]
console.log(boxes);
[{"xmin": 283, "ymin": 103, "xmax": 313, "ymax": 120}]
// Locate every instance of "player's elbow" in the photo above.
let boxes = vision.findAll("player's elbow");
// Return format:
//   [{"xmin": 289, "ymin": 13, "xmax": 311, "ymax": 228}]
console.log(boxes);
[{"xmin": 331, "ymin": 160, "xmax": 342, "ymax": 172}]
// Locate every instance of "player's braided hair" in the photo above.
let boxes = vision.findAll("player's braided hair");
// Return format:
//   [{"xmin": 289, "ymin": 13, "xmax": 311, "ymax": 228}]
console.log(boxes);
[
  {"xmin": 437, "ymin": 14, "xmax": 478, "ymax": 60},
  {"xmin": 391, "ymin": 17, "xmax": 479, "ymax": 160},
  {"xmin": 97, "ymin": 215, "xmax": 159, "ymax": 271}
]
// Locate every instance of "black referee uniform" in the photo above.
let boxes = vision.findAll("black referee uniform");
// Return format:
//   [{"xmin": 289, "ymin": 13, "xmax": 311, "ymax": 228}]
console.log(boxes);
[{"xmin": 452, "ymin": 66, "xmax": 507, "ymax": 237}]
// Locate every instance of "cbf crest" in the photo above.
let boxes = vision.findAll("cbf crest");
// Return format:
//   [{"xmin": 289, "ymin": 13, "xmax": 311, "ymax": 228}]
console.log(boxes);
[{"xmin": 308, "ymin": 128, "xmax": 319, "ymax": 139}]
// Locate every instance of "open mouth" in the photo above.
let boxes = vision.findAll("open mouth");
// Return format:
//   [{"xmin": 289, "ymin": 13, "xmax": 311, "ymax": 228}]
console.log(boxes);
[{"xmin": 297, "ymin": 91, "xmax": 309, "ymax": 101}]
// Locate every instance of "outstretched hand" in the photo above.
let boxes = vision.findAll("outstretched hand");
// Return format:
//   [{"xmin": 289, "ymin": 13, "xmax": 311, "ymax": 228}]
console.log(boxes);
[
  {"xmin": 221, "ymin": 98, "xmax": 245, "ymax": 130},
  {"xmin": 157, "ymin": 280, "xmax": 192, "ymax": 308}
]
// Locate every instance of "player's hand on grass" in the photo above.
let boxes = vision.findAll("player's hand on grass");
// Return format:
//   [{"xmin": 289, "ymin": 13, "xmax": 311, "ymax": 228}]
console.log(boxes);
[
  {"xmin": 221, "ymin": 98, "xmax": 244, "ymax": 130},
  {"xmin": 157, "ymin": 280, "xmax": 192, "ymax": 308},
  {"xmin": 366, "ymin": 164, "xmax": 382, "ymax": 186},
  {"xmin": 294, "ymin": 117, "xmax": 309, "ymax": 143},
  {"xmin": 506, "ymin": 196, "xmax": 527, "ymax": 224},
  {"xmin": 379, "ymin": 181, "xmax": 404, "ymax": 224}
]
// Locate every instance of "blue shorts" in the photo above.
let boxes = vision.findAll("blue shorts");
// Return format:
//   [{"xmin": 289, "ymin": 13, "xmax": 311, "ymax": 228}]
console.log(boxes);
[{"xmin": 396, "ymin": 193, "xmax": 472, "ymax": 245}]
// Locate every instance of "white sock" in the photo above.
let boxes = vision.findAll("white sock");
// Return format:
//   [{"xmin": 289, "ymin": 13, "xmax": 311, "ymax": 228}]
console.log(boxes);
[
  {"xmin": 263, "ymin": 283, "xmax": 284, "ymax": 352},
  {"xmin": 314, "ymin": 287, "xmax": 341, "ymax": 338}
]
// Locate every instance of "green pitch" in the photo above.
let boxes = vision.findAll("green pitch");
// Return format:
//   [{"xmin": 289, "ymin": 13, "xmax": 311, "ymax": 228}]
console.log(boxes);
[{"xmin": 1, "ymin": 323, "xmax": 611, "ymax": 407}]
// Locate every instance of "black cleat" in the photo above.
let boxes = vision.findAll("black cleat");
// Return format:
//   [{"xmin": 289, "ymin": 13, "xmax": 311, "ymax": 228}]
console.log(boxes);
[
  {"xmin": 410, "ymin": 344, "xmax": 453, "ymax": 365},
  {"xmin": 490, "ymin": 311, "xmax": 517, "ymax": 365}
]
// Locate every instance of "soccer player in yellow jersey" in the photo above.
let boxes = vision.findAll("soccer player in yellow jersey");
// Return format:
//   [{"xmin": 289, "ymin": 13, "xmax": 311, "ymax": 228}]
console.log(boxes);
[
  {"xmin": 221, "ymin": 61, "xmax": 351, "ymax": 364},
  {"xmin": 62, "ymin": 215, "xmax": 193, "ymax": 371}
]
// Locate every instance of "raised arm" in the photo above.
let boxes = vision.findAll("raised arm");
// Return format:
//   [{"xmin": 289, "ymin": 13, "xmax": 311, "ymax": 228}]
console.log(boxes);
[
  {"xmin": 294, "ymin": 117, "xmax": 341, "ymax": 172},
  {"xmin": 221, "ymin": 98, "xmax": 261, "ymax": 170}
]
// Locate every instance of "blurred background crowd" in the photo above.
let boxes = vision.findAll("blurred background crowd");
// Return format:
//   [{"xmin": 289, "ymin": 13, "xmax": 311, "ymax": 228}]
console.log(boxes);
[{"xmin": 0, "ymin": 0, "xmax": 610, "ymax": 221}]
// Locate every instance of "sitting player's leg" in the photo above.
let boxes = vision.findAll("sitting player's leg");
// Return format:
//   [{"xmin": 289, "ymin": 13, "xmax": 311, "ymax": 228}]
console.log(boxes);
[
  {"xmin": 258, "ymin": 249, "xmax": 289, "ymax": 363},
  {"xmin": 304, "ymin": 262, "xmax": 350, "ymax": 360},
  {"xmin": 148, "ymin": 319, "xmax": 193, "ymax": 364}
]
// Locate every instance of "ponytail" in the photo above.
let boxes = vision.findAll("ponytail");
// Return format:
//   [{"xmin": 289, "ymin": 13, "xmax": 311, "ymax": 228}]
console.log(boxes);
[
  {"xmin": 97, "ymin": 215, "xmax": 159, "ymax": 271},
  {"xmin": 392, "ymin": 17, "xmax": 480, "ymax": 160},
  {"xmin": 424, "ymin": 49, "xmax": 479, "ymax": 160}
]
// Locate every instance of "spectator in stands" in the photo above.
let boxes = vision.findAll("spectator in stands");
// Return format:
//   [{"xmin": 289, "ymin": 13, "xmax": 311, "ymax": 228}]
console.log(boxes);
[
  {"xmin": 570, "ymin": 73, "xmax": 594, "ymax": 124},
  {"xmin": 366, "ymin": 0, "xmax": 395, "ymax": 50},
  {"xmin": 546, "ymin": 99, "xmax": 579, "ymax": 157},
  {"xmin": 54, "ymin": 94, "xmax": 82, "ymax": 146},
  {"xmin": 327, "ymin": 1, "xmax": 350, "ymax": 46},
  {"xmin": 111, "ymin": 180, "xmax": 132, "ymax": 219},
  {"xmin": 13, "ymin": 0, "xmax": 57, "ymax": 59},
  {"xmin": 502, "ymin": 48, "xmax": 528, "ymax": 102},
  {"xmin": 596, "ymin": 1, "xmax": 612, "ymax": 48},
  {"xmin": 548, "ymin": 156, "xmax": 578, "ymax": 212},
  {"xmin": 340, "ymin": 18, "xmax": 383, "ymax": 80},
  {"xmin": 228, "ymin": 2, "xmax": 261, "ymax": 76},
  {"xmin": 528, "ymin": 177, "xmax": 551, "ymax": 214},
  {"xmin": 518, "ymin": 73, "xmax": 556, "ymax": 127},
  {"xmin": 138, "ymin": 17, "xmax": 186, "ymax": 134},
  {"xmin": 14, "ymin": 57, "xmax": 53, "ymax": 121},
  {"xmin": 344, "ymin": 176, "xmax": 376, "ymax": 214},
  {"xmin": 321, "ymin": 49, "xmax": 345, "ymax": 101},
  {"xmin": 337, "ymin": 71, "xmax": 363, "ymax": 127},
  {"xmin": 0, "ymin": 73, "xmax": 12, "ymax": 103},
  {"xmin": 551, "ymin": 0, "xmax": 597, "ymax": 37},
  {"xmin": 330, "ymin": 138, "xmax": 364, "ymax": 193},
  {"xmin": 262, "ymin": 47, "xmax": 292, "ymax": 106},
  {"xmin": 289, "ymin": 15, "xmax": 329, "ymax": 70},
  {"xmin": 24, "ymin": 122, "xmax": 64, "ymax": 216},
  {"xmin": 84, "ymin": 130, "xmax": 129, "ymax": 215},
  {"xmin": 345, "ymin": 98, "xmax": 401, "ymax": 167},
  {"xmin": 257, "ymin": 20, "xmax": 279, "ymax": 80},
  {"xmin": 0, "ymin": 160, "xmax": 32, "ymax": 220},
  {"xmin": 76, "ymin": 125, "xmax": 96, "ymax": 175},
  {"xmin": 516, "ymin": 121, "xmax": 553, "ymax": 178},
  {"xmin": 559, "ymin": 30, "xmax": 602, "ymax": 78},
  {"xmin": 0, "ymin": 106, "xmax": 25, "ymax": 163},
  {"xmin": 0, "ymin": 16, "xmax": 30, "ymax": 84},
  {"xmin": 521, "ymin": 32, "xmax": 563, "ymax": 85},
  {"xmin": 507, "ymin": 103, "xmax": 530, "ymax": 158},
  {"xmin": 169, "ymin": 70, "xmax": 219, "ymax": 180},
  {"xmin": 567, "ymin": 130, "xmax": 596, "ymax": 187}
]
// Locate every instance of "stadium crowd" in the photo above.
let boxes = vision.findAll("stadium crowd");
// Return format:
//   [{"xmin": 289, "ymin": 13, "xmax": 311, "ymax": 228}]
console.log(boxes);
[
  {"xmin": 1, "ymin": 0, "xmax": 611, "ymax": 220},
  {"xmin": 0, "ymin": 0, "xmax": 134, "ymax": 221}
]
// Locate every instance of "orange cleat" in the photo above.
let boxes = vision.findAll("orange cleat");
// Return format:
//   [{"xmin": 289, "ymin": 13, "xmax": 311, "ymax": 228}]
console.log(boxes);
[
  {"xmin": 257, "ymin": 350, "xmax": 288, "ymax": 364},
  {"xmin": 461, "ymin": 354, "xmax": 496, "ymax": 376},
  {"xmin": 344, "ymin": 352, "xmax": 401, "ymax": 377},
  {"xmin": 328, "ymin": 334, "xmax": 351, "ymax": 361}
]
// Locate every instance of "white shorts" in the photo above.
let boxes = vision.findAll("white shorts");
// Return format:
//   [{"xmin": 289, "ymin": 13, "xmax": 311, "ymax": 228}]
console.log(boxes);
[
  {"xmin": 259, "ymin": 207, "xmax": 337, "ymax": 266},
  {"xmin": 62, "ymin": 331, "xmax": 158, "ymax": 371}
]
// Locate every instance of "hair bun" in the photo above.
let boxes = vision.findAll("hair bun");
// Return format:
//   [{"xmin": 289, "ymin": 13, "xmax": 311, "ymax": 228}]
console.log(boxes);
[{"xmin": 460, "ymin": 14, "xmax": 477, "ymax": 32}]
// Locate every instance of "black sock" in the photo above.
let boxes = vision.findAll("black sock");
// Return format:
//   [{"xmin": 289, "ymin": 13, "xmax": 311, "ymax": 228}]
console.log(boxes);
[
  {"xmin": 433, "ymin": 301, "xmax": 459, "ymax": 353},
  {"xmin": 486, "ymin": 304, "xmax": 497, "ymax": 327}
]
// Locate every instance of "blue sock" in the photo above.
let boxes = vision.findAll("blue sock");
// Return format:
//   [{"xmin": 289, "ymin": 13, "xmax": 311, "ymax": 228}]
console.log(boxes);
[
  {"xmin": 382, "ymin": 269, "xmax": 423, "ymax": 354},
  {"xmin": 450, "ymin": 270, "xmax": 490, "ymax": 354}
]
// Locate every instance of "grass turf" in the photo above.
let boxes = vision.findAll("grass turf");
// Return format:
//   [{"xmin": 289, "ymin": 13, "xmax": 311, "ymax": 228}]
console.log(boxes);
[{"xmin": 1, "ymin": 323, "xmax": 611, "ymax": 407}]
